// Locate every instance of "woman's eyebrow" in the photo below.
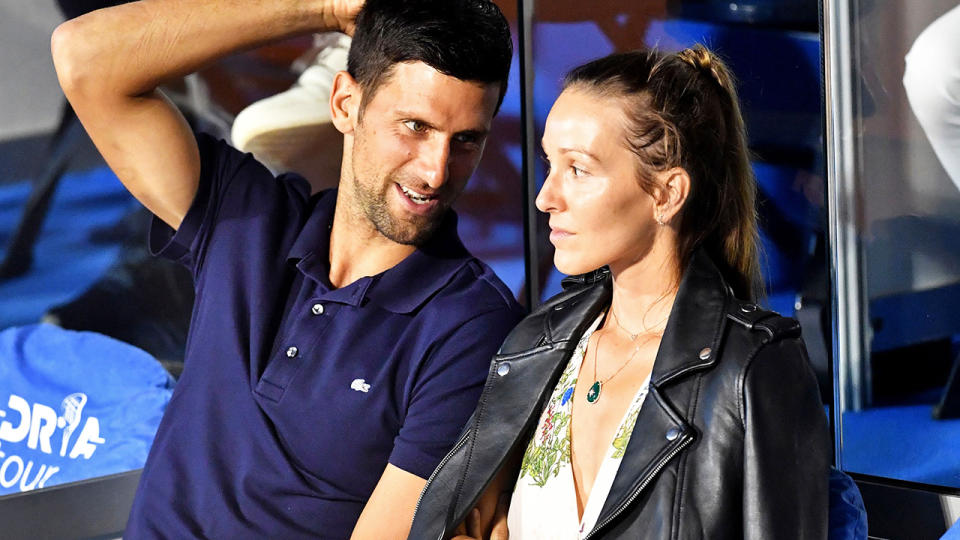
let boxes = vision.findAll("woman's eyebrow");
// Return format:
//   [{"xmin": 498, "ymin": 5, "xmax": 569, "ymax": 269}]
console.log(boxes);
[
  {"xmin": 558, "ymin": 146, "xmax": 600, "ymax": 162},
  {"xmin": 540, "ymin": 140, "xmax": 600, "ymax": 162}
]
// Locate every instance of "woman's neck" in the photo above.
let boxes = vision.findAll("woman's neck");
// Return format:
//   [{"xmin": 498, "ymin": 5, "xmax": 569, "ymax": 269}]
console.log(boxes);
[{"xmin": 607, "ymin": 241, "xmax": 681, "ymax": 336}]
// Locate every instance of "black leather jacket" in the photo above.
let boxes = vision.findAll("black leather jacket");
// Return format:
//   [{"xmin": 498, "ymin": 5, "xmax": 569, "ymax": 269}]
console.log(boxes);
[{"xmin": 409, "ymin": 251, "xmax": 829, "ymax": 539}]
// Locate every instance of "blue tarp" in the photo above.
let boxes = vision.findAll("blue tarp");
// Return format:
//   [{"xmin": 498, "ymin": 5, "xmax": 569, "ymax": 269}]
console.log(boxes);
[{"xmin": 0, "ymin": 324, "xmax": 173, "ymax": 495}]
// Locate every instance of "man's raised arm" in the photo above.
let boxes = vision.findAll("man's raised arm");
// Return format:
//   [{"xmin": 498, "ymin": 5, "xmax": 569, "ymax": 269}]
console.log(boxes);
[{"xmin": 50, "ymin": 0, "xmax": 359, "ymax": 229}]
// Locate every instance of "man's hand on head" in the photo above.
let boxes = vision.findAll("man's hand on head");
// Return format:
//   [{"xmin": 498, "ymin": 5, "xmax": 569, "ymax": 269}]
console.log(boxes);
[{"xmin": 327, "ymin": 0, "xmax": 365, "ymax": 36}]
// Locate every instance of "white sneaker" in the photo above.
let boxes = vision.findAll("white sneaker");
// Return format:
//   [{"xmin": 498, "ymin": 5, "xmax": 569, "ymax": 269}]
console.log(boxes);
[{"xmin": 231, "ymin": 32, "xmax": 351, "ymax": 192}]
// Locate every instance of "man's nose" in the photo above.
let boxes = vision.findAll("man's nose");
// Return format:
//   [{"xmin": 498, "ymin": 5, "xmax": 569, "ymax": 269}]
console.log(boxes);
[{"xmin": 418, "ymin": 137, "xmax": 452, "ymax": 189}]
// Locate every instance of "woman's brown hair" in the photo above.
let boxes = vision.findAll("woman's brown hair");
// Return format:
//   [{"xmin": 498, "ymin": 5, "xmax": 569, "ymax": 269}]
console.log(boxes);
[{"xmin": 563, "ymin": 45, "xmax": 762, "ymax": 301}]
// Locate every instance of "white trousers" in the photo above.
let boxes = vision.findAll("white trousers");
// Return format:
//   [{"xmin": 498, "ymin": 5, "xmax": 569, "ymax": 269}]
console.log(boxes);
[{"xmin": 903, "ymin": 3, "xmax": 960, "ymax": 192}]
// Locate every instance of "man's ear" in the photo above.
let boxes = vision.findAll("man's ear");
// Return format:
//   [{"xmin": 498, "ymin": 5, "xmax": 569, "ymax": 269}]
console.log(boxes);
[
  {"xmin": 330, "ymin": 70, "xmax": 361, "ymax": 135},
  {"xmin": 656, "ymin": 167, "xmax": 691, "ymax": 225}
]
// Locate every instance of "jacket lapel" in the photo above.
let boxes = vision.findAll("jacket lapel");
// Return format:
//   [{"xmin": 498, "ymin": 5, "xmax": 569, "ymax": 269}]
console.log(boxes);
[
  {"xmin": 589, "ymin": 386, "xmax": 695, "ymax": 536},
  {"xmin": 590, "ymin": 251, "xmax": 732, "ymax": 533},
  {"xmin": 651, "ymin": 250, "xmax": 730, "ymax": 386},
  {"xmin": 450, "ymin": 279, "xmax": 612, "ymax": 525}
]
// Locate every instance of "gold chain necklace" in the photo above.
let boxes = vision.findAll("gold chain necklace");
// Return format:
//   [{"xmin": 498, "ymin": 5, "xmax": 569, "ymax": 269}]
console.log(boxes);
[
  {"xmin": 584, "ymin": 313, "xmax": 662, "ymax": 404},
  {"xmin": 610, "ymin": 302, "xmax": 668, "ymax": 342}
]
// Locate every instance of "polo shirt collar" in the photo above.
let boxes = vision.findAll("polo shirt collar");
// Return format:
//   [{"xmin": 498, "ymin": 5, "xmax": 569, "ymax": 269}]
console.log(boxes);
[
  {"xmin": 287, "ymin": 189, "xmax": 471, "ymax": 314},
  {"xmin": 288, "ymin": 189, "xmax": 338, "ymax": 262},
  {"xmin": 367, "ymin": 212, "xmax": 470, "ymax": 314}
]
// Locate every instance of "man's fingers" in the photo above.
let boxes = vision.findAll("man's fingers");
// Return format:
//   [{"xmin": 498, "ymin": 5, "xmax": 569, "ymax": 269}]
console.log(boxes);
[
  {"xmin": 452, "ymin": 498, "xmax": 508, "ymax": 540},
  {"xmin": 332, "ymin": 0, "xmax": 363, "ymax": 35},
  {"xmin": 466, "ymin": 507, "xmax": 483, "ymax": 538},
  {"xmin": 490, "ymin": 493, "xmax": 510, "ymax": 540}
]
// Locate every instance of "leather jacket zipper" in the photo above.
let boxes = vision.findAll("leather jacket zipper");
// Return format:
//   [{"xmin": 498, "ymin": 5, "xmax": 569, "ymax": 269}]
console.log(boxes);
[
  {"xmin": 583, "ymin": 433, "xmax": 693, "ymax": 539},
  {"xmin": 413, "ymin": 426, "xmax": 472, "ymax": 519}
]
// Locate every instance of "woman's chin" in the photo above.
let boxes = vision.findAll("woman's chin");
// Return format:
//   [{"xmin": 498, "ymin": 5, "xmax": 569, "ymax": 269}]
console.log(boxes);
[{"xmin": 553, "ymin": 253, "xmax": 598, "ymax": 277}]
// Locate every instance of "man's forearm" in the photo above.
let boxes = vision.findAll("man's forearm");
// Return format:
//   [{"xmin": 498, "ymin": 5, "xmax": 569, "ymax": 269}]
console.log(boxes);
[{"xmin": 52, "ymin": 0, "xmax": 343, "ymax": 99}]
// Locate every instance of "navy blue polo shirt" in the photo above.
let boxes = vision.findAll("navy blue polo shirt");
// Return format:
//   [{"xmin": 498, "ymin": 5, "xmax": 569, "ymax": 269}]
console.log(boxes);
[{"xmin": 125, "ymin": 134, "xmax": 523, "ymax": 539}]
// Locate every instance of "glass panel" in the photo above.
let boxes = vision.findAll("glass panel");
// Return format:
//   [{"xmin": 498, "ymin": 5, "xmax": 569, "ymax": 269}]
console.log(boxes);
[
  {"xmin": 830, "ymin": 0, "xmax": 960, "ymax": 488},
  {"xmin": 529, "ymin": 0, "xmax": 831, "ymax": 399},
  {"xmin": 456, "ymin": 1, "xmax": 527, "ymax": 302}
]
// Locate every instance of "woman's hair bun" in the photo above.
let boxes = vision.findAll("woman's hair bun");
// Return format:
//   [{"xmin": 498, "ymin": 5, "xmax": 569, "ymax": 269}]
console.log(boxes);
[{"xmin": 677, "ymin": 44, "xmax": 727, "ymax": 89}]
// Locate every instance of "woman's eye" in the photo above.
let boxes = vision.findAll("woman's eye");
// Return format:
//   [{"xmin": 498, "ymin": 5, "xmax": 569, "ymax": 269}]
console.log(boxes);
[
  {"xmin": 571, "ymin": 165, "xmax": 586, "ymax": 177},
  {"xmin": 404, "ymin": 120, "xmax": 427, "ymax": 133},
  {"xmin": 539, "ymin": 155, "xmax": 552, "ymax": 175}
]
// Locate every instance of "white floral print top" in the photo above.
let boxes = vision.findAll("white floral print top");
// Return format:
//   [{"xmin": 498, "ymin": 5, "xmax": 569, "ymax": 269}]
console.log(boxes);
[{"xmin": 507, "ymin": 313, "xmax": 651, "ymax": 539}]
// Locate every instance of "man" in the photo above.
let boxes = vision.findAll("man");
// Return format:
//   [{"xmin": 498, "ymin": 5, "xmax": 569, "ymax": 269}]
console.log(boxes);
[{"xmin": 51, "ymin": 0, "xmax": 521, "ymax": 537}]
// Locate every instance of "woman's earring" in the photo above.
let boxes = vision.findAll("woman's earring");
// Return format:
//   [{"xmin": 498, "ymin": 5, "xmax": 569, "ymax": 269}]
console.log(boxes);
[{"xmin": 656, "ymin": 213, "xmax": 665, "ymax": 226}]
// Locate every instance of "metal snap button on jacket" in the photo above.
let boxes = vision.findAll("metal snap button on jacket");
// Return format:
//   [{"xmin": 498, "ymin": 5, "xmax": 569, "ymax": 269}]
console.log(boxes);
[
  {"xmin": 666, "ymin": 427, "xmax": 681, "ymax": 441},
  {"xmin": 497, "ymin": 362, "xmax": 511, "ymax": 377}
]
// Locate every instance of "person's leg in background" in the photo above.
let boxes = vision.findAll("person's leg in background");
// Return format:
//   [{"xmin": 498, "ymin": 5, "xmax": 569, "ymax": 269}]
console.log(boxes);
[
  {"xmin": 903, "ymin": 4, "xmax": 960, "ymax": 193},
  {"xmin": 230, "ymin": 32, "xmax": 351, "ymax": 192}
]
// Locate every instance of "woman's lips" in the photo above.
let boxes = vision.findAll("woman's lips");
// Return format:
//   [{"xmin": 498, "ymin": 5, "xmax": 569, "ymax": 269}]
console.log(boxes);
[{"xmin": 549, "ymin": 227, "xmax": 573, "ymax": 244}]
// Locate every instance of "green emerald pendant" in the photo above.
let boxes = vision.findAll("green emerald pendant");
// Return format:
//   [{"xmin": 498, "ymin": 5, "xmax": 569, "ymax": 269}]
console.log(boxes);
[{"xmin": 586, "ymin": 381, "xmax": 602, "ymax": 403}]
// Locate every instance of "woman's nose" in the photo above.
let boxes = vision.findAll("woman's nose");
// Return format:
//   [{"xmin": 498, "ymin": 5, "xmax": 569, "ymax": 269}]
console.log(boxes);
[{"xmin": 535, "ymin": 170, "xmax": 561, "ymax": 213}]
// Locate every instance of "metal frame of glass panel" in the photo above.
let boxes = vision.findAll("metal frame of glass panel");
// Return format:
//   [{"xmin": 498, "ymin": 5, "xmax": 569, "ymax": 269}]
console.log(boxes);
[
  {"xmin": 519, "ymin": 0, "xmax": 539, "ymax": 309},
  {"xmin": 822, "ymin": 0, "xmax": 870, "ymax": 452}
]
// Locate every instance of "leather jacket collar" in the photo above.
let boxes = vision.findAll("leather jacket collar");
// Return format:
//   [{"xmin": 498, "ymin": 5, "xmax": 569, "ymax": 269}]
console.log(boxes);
[{"xmin": 548, "ymin": 250, "xmax": 731, "ymax": 388}]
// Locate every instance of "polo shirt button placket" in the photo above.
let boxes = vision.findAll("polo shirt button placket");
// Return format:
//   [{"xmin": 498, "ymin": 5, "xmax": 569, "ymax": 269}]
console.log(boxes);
[{"xmin": 311, "ymin": 303, "xmax": 324, "ymax": 316}]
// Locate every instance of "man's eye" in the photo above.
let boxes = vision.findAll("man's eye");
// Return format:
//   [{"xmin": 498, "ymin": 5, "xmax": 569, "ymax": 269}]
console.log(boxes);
[
  {"xmin": 404, "ymin": 120, "xmax": 427, "ymax": 133},
  {"xmin": 571, "ymin": 165, "xmax": 586, "ymax": 177},
  {"xmin": 454, "ymin": 133, "xmax": 479, "ymax": 145}
]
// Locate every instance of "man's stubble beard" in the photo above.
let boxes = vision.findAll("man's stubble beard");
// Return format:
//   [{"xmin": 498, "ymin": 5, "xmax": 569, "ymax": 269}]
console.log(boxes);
[
  {"xmin": 349, "ymin": 157, "xmax": 444, "ymax": 247},
  {"xmin": 351, "ymin": 177, "xmax": 440, "ymax": 246}
]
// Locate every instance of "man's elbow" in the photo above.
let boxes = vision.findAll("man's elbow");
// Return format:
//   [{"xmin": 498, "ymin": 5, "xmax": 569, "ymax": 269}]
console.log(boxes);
[
  {"xmin": 52, "ymin": 21, "xmax": 83, "ymax": 97},
  {"xmin": 51, "ymin": 19, "xmax": 103, "ymax": 102}
]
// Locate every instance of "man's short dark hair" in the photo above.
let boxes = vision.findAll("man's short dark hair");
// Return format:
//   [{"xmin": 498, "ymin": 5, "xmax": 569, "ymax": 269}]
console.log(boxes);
[{"xmin": 347, "ymin": 0, "xmax": 513, "ymax": 114}]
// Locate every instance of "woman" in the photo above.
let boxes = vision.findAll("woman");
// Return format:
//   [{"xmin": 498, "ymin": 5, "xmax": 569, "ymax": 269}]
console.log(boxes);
[{"xmin": 408, "ymin": 45, "xmax": 829, "ymax": 539}]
